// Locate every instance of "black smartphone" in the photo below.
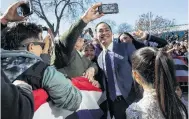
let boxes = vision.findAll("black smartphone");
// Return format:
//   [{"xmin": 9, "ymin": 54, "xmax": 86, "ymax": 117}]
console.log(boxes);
[
  {"xmin": 98, "ymin": 3, "xmax": 119, "ymax": 14},
  {"xmin": 18, "ymin": 0, "xmax": 33, "ymax": 16}
]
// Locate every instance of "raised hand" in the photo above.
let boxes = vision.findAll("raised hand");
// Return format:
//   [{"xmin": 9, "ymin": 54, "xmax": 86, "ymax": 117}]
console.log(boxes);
[
  {"xmin": 81, "ymin": 3, "xmax": 104, "ymax": 23},
  {"xmin": 0, "ymin": 1, "xmax": 27, "ymax": 24},
  {"xmin": 43, "ymin": 34, "xmax": 51, "ymax": 54},
  {"xmin": 133, "ymin": 29, "xmax": 147, "ymax": 40}
]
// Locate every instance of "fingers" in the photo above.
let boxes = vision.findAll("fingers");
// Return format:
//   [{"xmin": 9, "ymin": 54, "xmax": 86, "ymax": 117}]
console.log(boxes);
[
  {"xmin": 91, "ymin": 2, "xmax": 102, "ymax": 9},
  {"xmin": 15, "ymin": 16, "xmax": 25, "ymax": 21},
  {"xmin": 44, "ymin": 34, "xmax": 51, "ymax": 40},
  {"xmin": 96, "ymin": 13, "xmax": 104, "ymax": 18},
  {"xmin": 92, "ymin": 81, "xmax": 100, "ymax": 88},
  {"xmin": 91, "ymin": 3, "xmax": 104, "ymax": 18},
  {"xmin": 84, "ymin": 72, "xmax": 91, "ymax": 80},
  {"xmin": 138, "ymin": 29, "xmax": 143, "ymax": 33},
  {"xmin": 85, "ymin": 73, "xmax": 89, "ymax": 79},
  {"xmin": 13, "ymin": 1, "xmax": 26, "ymax": 8}
]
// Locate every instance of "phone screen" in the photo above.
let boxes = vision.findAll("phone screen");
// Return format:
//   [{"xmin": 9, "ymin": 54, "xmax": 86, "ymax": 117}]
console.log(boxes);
[
  {"xmin": 20, "ymin": 2, "xmax": 30, "ymax": 16},
  {"xmin": 98, "ymin": 3, "xmax": 119, "ymax": 14},
  {"xmin": 17, "ymin": 0, "xmax": 33, "ymax": 16}
]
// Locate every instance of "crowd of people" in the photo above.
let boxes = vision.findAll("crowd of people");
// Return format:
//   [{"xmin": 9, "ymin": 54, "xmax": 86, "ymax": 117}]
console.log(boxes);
[{"xmin": 1, "ymin": 1, "xmax": 188, "ymax": 119}]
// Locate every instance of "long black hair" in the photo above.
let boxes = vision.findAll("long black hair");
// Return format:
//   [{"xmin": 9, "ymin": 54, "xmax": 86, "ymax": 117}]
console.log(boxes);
[
  {"xmin": 118, "ymin": 32, "xmax": 145, "ymax": 49},
  {"xmin": 132, "ymin": 47, "xmax": 188, "ymax": 119},
  {"xmin": 118, "ymin": 32, "xmax": 135, "ymax": 43}
]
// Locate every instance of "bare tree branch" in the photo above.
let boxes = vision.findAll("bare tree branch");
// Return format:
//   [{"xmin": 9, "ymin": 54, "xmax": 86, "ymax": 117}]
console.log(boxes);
[
  {"xmin": 59, "ymin": 0, "xmax": 70, "ymax": 19},
  {"xmin": 135, "ymin": 12, "xmax": 175, "ymax": 35},
  {"xmin": 69, "ymin": 1, "xmax": 84, "ymax": 10},
  {"xmin": 32, "ymin": 0, "xmax": 97, "ymax": 36},
  {"xmin": 118, "ymin": 23, "xmax": 132, "ymax": 34}
]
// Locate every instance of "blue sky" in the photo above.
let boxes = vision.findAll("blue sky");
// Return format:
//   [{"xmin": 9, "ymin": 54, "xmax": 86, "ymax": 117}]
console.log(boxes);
[
  {"xmin": 1, "ymin": 0, "xmax": 188, "ymax": 33},
  {"xmin": 103, "ymin": 0, "xmax": 188, "ymax": 26}
]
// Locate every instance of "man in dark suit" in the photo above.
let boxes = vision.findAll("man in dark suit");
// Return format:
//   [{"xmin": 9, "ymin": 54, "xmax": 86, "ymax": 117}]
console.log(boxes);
[{"xmin": 96, "ymin": 22, "xmax": 136, "ymax": 119}]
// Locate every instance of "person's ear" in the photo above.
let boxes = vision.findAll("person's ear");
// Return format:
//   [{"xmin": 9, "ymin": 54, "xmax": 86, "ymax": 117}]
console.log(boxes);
[
  {"xmin": 28, "ymin": 43, "xmax": 34, "ymax": 52},
  {"xmin": 132, "ymin": 70, "xmax": 144, "ymax": 86}
]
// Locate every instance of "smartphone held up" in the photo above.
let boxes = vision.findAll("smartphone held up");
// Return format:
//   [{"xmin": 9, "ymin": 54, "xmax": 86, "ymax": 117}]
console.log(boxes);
[
  {"xmin": 98, "ymin": 3, "xmax": 119, "ymax": 14},
  {"xmin": 17, "ymin": 0, "xmax": 33, "ymax": 17}
]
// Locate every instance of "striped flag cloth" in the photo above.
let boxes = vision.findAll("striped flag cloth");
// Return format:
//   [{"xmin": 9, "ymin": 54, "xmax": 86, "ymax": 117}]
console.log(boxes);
[
  {"xmin": 33, "ymin": 77, "xmax": 106, "ymax": 119},
  {"xmin": 173, "ymin": 56, "xmax": 188, "ymax": 83}
]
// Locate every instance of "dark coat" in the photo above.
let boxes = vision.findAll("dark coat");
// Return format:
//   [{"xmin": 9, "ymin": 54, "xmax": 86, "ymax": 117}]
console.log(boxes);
[{"xmin": 54, "ymin": 19, "xmax": 98, "ymax": 78}]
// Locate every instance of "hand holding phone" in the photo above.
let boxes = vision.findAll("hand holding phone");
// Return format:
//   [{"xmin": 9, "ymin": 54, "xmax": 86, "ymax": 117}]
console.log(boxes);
[
  {"xmin": 1, "ymin": 1, "xmax": 27, "ymax": 24},
  {"xmin": 81, "ymin": 3, "xmax": 104, "ymax": 23},
  {"xmin": 17, "ymin": 0, "xmax": 33, "ymax": 17},
  {"xmin": 98, "ymin": 3, "xmax": 119, "ymax": 14}
]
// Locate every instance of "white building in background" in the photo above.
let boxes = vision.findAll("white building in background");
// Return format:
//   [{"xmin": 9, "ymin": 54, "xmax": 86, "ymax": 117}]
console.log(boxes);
[
  {"xmin": 165, "ymin": 24, "xmax": 188, "ymax": 32},
  {"xmin": 113, "ymin": 24, "xmax": 188, "ymax": 39}
]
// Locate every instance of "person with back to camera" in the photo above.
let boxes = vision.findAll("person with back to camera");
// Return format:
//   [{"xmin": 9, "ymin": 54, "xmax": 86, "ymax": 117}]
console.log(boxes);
[
  {"xmin": 126, "ymin": 47, "xmax": 188, "ymax": 119},
  {"xmin": 1, "ymin": 1, "xmax": 34, "ymax": 119}
]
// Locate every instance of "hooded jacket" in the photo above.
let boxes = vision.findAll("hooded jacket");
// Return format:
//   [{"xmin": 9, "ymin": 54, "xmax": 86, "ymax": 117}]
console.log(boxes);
[{"xmin": 1, "ymin": 49, "xmax": 82, "ymax": 111}]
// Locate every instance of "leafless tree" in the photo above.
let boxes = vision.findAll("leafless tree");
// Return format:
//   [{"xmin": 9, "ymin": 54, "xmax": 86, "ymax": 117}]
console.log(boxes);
[
  {"xmin": 117, "ymin": 23, "xmax": 132, "ymax": 34},
  {"xmin": 32, "ymin": 0, "xmax": 97, "ymax": 37},
  {"xmin": 135, "ymin": 12, "xmax": 175, "ymax": 35}
]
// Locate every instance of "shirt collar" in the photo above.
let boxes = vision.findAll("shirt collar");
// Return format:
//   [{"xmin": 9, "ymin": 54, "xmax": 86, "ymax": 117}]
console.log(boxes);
[
  {"xmin": 103, "ymin": 41, "xmax": 114, "ymax": 52},
  {"xmin": 108, "ymin": 42, "xmax": 113, "ymax": 51}
]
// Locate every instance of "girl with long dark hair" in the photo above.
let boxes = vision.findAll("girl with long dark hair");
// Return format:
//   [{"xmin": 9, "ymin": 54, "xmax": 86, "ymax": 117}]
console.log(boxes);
[
  {"xmin": 118, "ymin": 32, "xmax": 168, "ymax": 49},
  {"xmin": 126, "ymin": 47, "xmax": 188, "ymax": 119}
]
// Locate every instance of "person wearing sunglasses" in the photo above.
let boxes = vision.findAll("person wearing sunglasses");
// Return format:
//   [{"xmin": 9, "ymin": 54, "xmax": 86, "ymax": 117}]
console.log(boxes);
[
  {"xmin": 1, "ymin": 21, "xmax": 83, "ymax": 111},
  {"xmin": 19, "ymin": 41, "xmax": 45, "ymax": 55},
  {"xmin": 1, "ymin": 2, "xmax": 105, "ymax": 116}
]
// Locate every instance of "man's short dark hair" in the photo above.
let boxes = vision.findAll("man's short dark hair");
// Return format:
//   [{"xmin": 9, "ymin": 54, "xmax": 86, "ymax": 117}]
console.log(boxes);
[
  {"xmin": 1, "ymin": 22, "xmax": 42, "ymax": 50},
  {"xmin": 95, "ymin": 22, "xmax": 112, "ymax": 32}
]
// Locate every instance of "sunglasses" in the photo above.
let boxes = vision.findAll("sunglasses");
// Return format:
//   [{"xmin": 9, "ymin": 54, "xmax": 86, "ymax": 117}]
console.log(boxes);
[{"xmin": 21, "ymin": 42, "xmax": 45, "ymax": 49}]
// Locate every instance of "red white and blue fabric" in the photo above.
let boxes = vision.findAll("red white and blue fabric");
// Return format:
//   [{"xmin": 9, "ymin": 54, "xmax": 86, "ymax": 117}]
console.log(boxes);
[
  {"xmin": 33, "ymin": 77, "xmax": 106, "ymax": 119},
  {"xmin": 173, "ymin": 56, "xmax": 188, "ymax": 82}
]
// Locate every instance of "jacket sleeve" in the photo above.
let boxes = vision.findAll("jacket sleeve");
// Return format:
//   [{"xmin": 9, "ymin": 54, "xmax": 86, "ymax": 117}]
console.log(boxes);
[
  {"xmin": 132, "ymin": 39, "xmax": 146, "ymax": 49},
  {"xmin": 59, "ymin": 19, "xmax": 87, "ymax": 57},
  {"xmin": 40, "ymin": 54, "xmax": 51, "ymax": 65},
  {"xmin": 1, "ymin": 71, "xmax": 34, "ymax": 119},
  {"xmin": 145, "ymin": 34, "xmax": 168, "ymax": 48},
  {"xmin": 42, "ymin": 66, "xmax": 82, "ymax": 111}
]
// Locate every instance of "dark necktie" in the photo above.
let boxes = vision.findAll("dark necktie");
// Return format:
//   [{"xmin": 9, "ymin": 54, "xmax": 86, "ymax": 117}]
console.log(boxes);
[{"xmin": 105, "ymin": 50, "xmax": 116, "ymax": 101}]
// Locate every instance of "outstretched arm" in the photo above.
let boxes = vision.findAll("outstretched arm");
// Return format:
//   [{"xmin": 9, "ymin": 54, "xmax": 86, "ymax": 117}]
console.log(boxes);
[{"xmin": 58, "ymin": 3, "xmax": 104, "ymax": 57}]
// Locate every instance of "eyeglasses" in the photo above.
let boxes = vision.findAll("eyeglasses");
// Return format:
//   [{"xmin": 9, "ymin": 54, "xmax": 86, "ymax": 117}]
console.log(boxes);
[{"xmin": 21, "ymin": 42, "xmax": 45, "ymax": 49}]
